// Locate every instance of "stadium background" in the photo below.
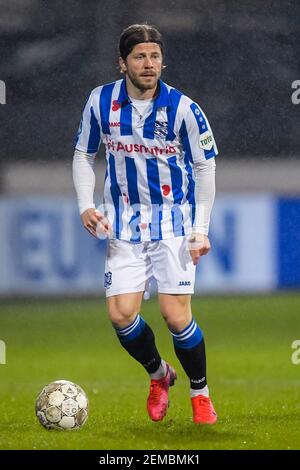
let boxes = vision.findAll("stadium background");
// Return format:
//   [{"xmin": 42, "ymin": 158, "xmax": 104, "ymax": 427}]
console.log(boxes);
[{"xmin": 0, "ymin": 0, "xmax": 300, "ymax": 451}]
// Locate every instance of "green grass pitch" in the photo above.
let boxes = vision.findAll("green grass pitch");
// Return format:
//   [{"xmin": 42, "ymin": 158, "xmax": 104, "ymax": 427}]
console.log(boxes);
[{"xmin": 0, "ymin": 294, "xmax": 299, "ymax": 450}]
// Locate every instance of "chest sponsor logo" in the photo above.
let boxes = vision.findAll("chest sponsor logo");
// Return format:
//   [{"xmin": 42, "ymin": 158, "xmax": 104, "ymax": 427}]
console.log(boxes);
[{"xmin": 106, "ymin": 139, "xmax": 176, "ymax": 156}]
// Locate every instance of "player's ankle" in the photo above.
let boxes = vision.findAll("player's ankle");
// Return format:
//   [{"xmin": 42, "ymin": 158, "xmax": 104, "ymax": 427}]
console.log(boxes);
[
  {"xmin": 190, "ymin": 385, "xmax": 209, "ymax": 398},
  {"xmin": 149, "ymin": 359, "xmax": 168, "ymax": 380}
]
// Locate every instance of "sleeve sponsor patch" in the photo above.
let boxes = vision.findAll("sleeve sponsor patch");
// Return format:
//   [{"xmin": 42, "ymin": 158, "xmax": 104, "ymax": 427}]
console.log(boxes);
[{"xmin": 199, "ymin": 130, "xmax": 214, "ymax": 150}]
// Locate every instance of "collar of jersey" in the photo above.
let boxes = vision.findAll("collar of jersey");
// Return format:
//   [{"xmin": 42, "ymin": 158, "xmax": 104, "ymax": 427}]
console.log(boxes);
[{"xmin": 116, "ymin": 79, "xmax": 170, "ymax": 109}]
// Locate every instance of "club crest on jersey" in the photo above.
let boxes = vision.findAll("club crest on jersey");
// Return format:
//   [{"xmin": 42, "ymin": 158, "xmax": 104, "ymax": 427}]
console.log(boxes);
[
  {"xmin": 104, "ymin": 271, "xmax": 112, "ymax": 288},
  {"xmin": 154, "ymin": 121, "xmax": 168, "ymax": 138},
  {"xmin": 199, "ymin": 130, "xmax": 214, "ymax": 150}
]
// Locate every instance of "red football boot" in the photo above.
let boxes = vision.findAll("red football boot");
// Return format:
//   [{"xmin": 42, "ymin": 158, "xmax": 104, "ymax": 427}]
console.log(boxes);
[
  {"xmin": 147, "ymin": 364, "xmax": 177, "ymax": 421},
  {"xmin": 191, "ymin": 395, "xmax": 217, "ymax": 424}
]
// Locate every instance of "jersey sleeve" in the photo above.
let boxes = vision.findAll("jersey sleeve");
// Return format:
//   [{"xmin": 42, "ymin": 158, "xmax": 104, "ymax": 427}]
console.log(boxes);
[
  {"xmin": 75, "ymin": 91, "xmax": 101, "ymax": 154},
  {"xmin": 180, "ymin": 101, "xmax": 218, "ymax": 164}
]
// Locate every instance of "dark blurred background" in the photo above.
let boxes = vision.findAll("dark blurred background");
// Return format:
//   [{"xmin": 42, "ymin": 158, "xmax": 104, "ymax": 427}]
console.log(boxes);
[
  {"xmin": 1, "ymin": 0, "xmax": 300, "ymax": 162},
  {"xmin": 0, "ymin": 0, "xmax": 300, "ymax": 297}
]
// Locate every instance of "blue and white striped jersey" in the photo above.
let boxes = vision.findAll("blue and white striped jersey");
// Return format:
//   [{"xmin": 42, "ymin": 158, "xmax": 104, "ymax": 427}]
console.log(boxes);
[{"xmin": 75, "ymin": 78, "xmax": 218, "ymax": 241}]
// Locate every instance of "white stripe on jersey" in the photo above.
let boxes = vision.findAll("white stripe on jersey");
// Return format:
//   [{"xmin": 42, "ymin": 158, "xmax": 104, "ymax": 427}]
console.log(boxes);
[
  {"xmin": 156, "ymin": 156, "xmax": 174, "ymax": 239},
  {"xmin": 131, "ymin": 156, "xmax": 152, "ymax": 242}
]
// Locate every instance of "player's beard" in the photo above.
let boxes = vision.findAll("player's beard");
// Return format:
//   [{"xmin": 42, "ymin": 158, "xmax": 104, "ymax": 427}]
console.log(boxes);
[{"xmin": 126, "ymin": 69, "xmax": 160, "ymax": 92}]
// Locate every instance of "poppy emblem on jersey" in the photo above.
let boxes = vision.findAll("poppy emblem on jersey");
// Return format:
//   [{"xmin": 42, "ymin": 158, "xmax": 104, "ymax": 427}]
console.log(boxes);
[
  {"xmin": 162, "ymin": 185, "xmax": 171, "ymax": 196},
  {"xmin": 122, "ymin": 193, "xmax": 129, "ymax": 203},
  {"xmin": 154, "ymin": 121, "xmax": 168, "ymax": 138},
  {"xmin": 104, "ymin": 271, "xmax": 112, "ymax": 288},
  {"xmin": 112, "ymin": 100, "xmax": 121, "ymax": 112}
]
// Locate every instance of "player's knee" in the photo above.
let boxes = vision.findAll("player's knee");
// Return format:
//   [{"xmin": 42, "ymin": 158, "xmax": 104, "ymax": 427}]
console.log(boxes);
[
  {"xmin": 161, "ymin": 301, "xmax": 192, "ymax": 332},
  {"xmin": 163, "ymin": 313, "xmax": 192, "ymax": 333},
  {"xmin": 106, "ymin": 293, "xmax": 143, "ymax": 328},
  {"xmin": 107, "ymin": 304, "xmax": 138, "ymax": 328},
  {"xmin": 160, "ymin": 296, "xmax": 192, "ymax": 328}
]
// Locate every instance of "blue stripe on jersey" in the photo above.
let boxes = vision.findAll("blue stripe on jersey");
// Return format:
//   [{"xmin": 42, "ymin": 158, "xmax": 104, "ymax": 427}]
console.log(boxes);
[
  {"xmin": 179, "ymin": 120, "xmax": 195, "ymax": 225},
  {"xmin": 120, "ymin": 102, "xmax": 133, "ymax": 136},
  {"xmin": 154, "ymin": 80, "xmax": 171, "ymax": 108},
  {"xmin": 109, "ymin": 153, "xmax": 123, "ymax": 237},
  {"xmin": 179, "ymin": 119, "xmax": 193, "ymax": 164},
  {"xmin": 190, "ymin": 102, "xmax": 215, "ymax": 160},
  {"xmin": 190, "ymin": 103, "xmax": 208, "ymax": 133},
  {"xmin": 87, "ymin": 106, "xmax": 101, "ymax": 153},
  {"xmin": 75, "ymin": 119, "xmax": 83, "ymax": 146},
  {"xmin": 125, "ymin": 156, "xmax": 141, "ymax": 242},
  {"xmin": 168, "ymin": 155, "xmax": 185, "ymax": 236},
  {"xmin": 143, "ymin": 108, "xmax": 158, "ymax": 139},
  {"xmin": 103, "ymin": 167, "xmax": 108, "ymax": 206},
  {"xmin": 146, "ymin": 158, "xmax": 163, "ymax": 240},
  {"xmin": 166, "ymin": 88, "xmax": 182, "ymax": 141},
  {"xmin": 75, "ymin": 94, "xmax": 90, "ymax": 147},
  {"xmin": 171, "ymin": 208, "xmax": 185, "ymax": 236},
  {"xmin": 100, "ymin": 83, "xmax": 115, "ymax": 135},
  {"xmin": 125, "ymin": 157, "xmax": 140, "ymax": 205}
]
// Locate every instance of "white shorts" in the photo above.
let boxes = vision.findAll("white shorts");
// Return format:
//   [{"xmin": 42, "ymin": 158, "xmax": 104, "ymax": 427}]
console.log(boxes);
[{"xmin": 104, "ymin": 236, "xmax": 196, "ymax": 297}]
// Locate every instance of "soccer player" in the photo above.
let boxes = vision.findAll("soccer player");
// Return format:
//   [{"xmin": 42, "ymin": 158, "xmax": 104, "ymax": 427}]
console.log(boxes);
[{"xmin": 73, "ymin": 24, "xmax": 218, "ymax": 424}]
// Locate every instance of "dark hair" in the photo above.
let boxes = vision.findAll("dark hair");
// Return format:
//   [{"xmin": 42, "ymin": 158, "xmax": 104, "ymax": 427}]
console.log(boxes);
[{"xmin": 119, "ymin": 24, "xmax": 164, "ymax": 60}]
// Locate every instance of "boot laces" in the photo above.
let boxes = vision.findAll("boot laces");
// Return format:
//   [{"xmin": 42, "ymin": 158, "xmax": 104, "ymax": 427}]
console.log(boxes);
[{"xmin": 149, "ymin": 381, "xmax": 163, "ymax": 404}]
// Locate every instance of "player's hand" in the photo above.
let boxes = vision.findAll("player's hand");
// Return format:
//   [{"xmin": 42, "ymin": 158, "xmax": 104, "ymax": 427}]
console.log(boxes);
[
  {"xmin": 188, "ymin": 232, "xmax": 211, "ymax": 265},
  {"xmin": 81, "ymin": 208, "xmax": 112, "ymax": 239}
]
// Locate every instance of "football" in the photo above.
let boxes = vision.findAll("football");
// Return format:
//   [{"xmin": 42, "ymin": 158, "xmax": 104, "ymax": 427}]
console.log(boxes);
[{"xmin": 35, "ymin": 380, "xmax": 89, "ymax": 430}]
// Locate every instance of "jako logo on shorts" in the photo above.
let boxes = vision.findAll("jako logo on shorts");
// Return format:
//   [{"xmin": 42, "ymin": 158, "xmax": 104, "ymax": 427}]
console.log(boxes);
[{"xmin": 178, "ymin": 281, "xmax": 191, "ymax": 286}]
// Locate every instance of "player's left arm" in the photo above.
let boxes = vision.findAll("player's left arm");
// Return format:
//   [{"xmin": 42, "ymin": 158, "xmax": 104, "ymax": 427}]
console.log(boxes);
[
  {"xmin": 189, "ymin": 158, "xmax": 216, "ymax": 265},
  {"xmin": 181, "ymin": 100, "xmax": 218, "ymax": 265}
]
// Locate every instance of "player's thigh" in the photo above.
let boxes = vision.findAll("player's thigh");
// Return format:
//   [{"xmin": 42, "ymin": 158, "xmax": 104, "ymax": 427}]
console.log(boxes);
[
  {"xmin": 106, "ymin": 292, "xmax": 144, "ymax": 327},
  {"xmin": 149, "ymin": 236, "xmax": 195, "ymax": 295},
  {"xmin": 104, "ymin": 239, "xmax": 151, "ymax": 298},
  {"xmin": 158, "ymin": 293, "xmax": 192, "ymax": 332}
]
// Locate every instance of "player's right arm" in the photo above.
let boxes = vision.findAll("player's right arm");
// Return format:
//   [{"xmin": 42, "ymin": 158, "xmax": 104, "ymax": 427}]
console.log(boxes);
[
  {"xmin": 73, "ymin": 149, "xmax": 111, "ymax": 238},
  {"xmin": 72, "ymin": 89, "xmax": 112, "ymax": 238}
]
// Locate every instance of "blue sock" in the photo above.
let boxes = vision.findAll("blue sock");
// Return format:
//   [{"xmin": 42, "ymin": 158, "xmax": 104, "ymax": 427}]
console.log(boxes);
[
  {"xmin": 170, "ymin": 318, "xmax": 207, "ymax": 389},
  {"xmin": 113, "ymin": 315, "xmax": 162, "ymax": 374},
  {"xmin": 114, "ymin": 314, "xmax": 146, "ymax": 342}
]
